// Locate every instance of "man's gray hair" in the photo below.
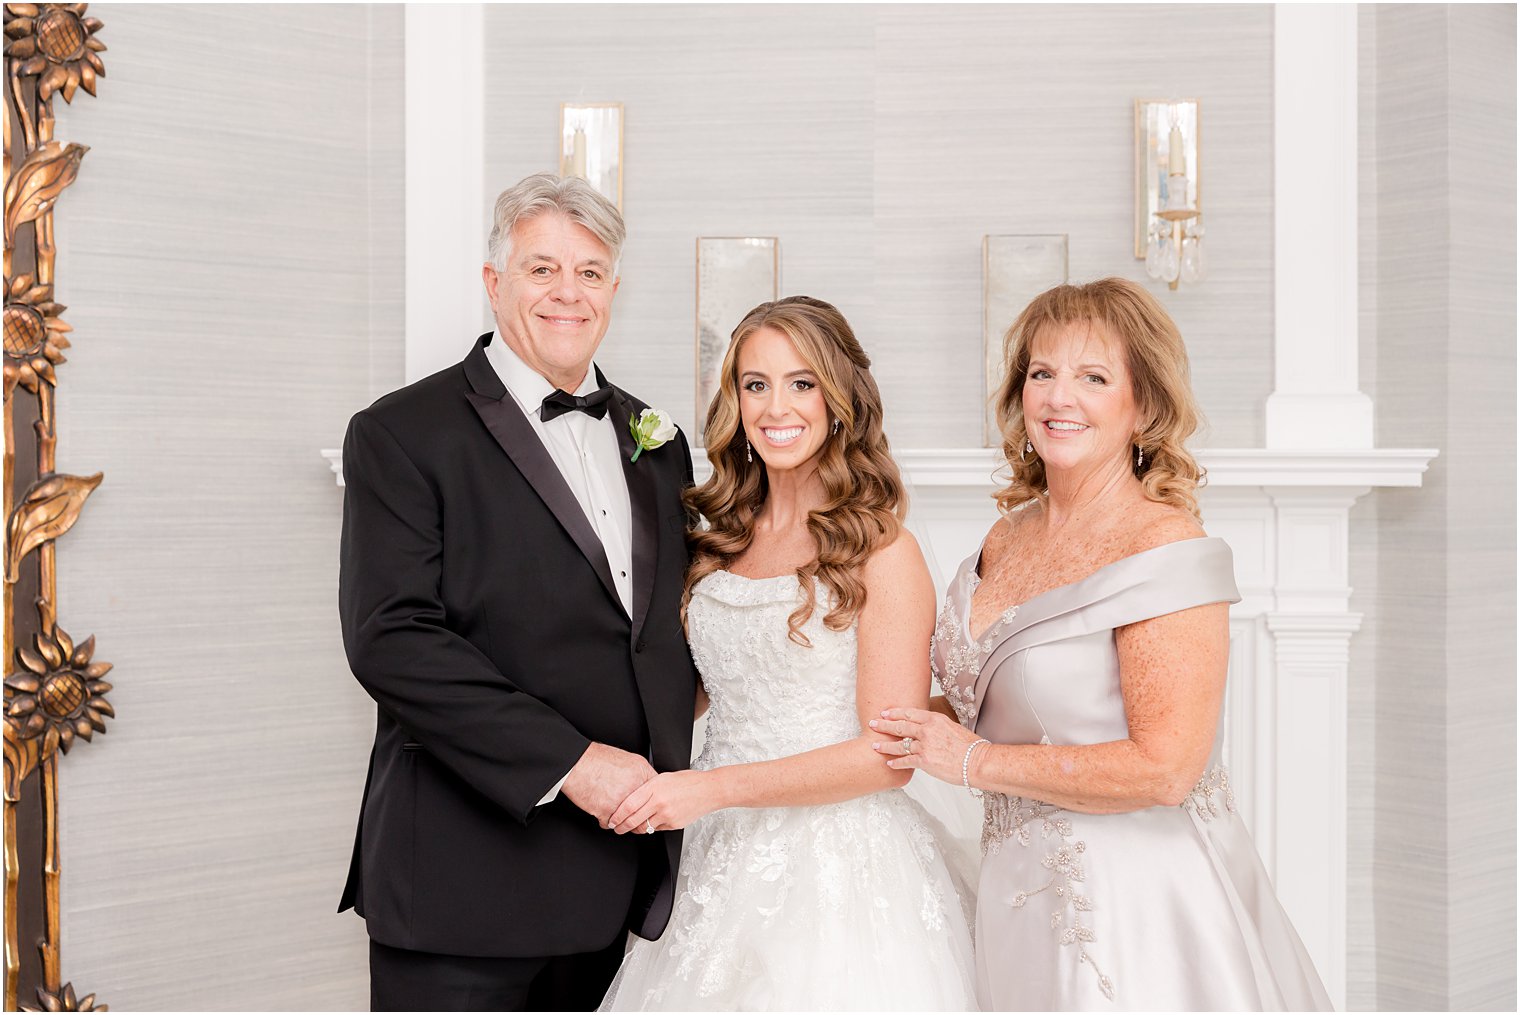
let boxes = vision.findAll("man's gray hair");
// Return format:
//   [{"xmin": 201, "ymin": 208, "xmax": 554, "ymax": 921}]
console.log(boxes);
[{"xmin": 485, "ymin": 172, "xmax": 626, "ymax": 273}]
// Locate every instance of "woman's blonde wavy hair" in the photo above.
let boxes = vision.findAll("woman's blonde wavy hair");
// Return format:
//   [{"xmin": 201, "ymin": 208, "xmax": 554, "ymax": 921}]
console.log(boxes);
[
  {"xmin": 991, "ymin": 277, "xmax": 1204, "ymax": 518},
  {"xmin": 685, "ymin": 296, "xmax": 905, "ymax": 646}
]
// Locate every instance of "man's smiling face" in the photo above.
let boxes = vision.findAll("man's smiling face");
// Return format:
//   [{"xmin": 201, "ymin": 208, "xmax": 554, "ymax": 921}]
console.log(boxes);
[{"xmin": 483, "ymin": 210, "xmax": 620, "ymax": 391}]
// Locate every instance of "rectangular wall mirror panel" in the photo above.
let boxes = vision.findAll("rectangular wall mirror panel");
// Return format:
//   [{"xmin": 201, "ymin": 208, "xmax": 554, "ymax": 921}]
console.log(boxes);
[
  {"xmin": 695, "ymin": 237, "xmax": 779, "ymax": 439},
  {"xmin": 982, "ymin": 234, "xmax": 1069, "ymax": 447}
]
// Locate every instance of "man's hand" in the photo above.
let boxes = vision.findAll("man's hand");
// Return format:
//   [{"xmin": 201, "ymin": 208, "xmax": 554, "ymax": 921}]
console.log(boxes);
[{"xmin": 561, "ymin": 742, "xmax": 657, "ymax": 826}]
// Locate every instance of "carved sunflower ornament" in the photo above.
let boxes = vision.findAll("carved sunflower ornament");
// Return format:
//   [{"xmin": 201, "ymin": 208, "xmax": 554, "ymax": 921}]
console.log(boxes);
[
  {"xmin": 22, "ymin": 981, "xmax": 107, "ymax": 1012},
  {"xmin": 4, "ymin": 598, "xmax": 112, "ymax": 760},
  {"xmin": 3, "ymin": 272, "xmax": 71, "ymax": 394},
  {"xmin": 4, "ymin": 3, "xmax": 106, "ymax": 103}
]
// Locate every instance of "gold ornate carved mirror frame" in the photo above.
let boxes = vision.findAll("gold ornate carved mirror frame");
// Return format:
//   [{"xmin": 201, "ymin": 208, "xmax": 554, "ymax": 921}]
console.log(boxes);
[{"xmin": 3, "ymin": 4, "xmax": 110, "ymax": 1011}]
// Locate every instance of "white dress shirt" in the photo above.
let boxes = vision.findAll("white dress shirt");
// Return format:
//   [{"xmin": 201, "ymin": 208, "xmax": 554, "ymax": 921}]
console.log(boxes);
[{"xmin": 484, "ymin": 332, "xmax": 635, "ymax": 805}]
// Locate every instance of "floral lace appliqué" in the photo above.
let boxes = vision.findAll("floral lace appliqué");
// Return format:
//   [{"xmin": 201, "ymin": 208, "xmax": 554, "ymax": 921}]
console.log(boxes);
[
  {"xmin": 980, "ymin": 764, "xmax": 1242, "ymax": 1004},
  {"xmin": 931, "ymin": 569, "xmax": 1021, "ymax": 729},
  {"xmin": 633, "ymin": 571, "xmax": 971, "ymax": 1005},
  {"xmin": 1182, "ymin": 764, "xmax": 1235, "ymax": 821},
  {"xmin": 982, "ymin": 791, "xmax": 1114, "ymax": 1000}
]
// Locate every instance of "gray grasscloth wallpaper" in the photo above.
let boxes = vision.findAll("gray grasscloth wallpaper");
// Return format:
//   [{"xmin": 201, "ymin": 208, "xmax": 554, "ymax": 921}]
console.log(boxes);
[
  {"xmin": 24, "ymin": 3, "xmax": 1514, "ymax": 1011},
  {"xmin": 1345, "ymin": 8, "xmax": 1382, "ymax": 1007},
  {"xmin": 51, "ymin": 5, "xmax": 400, "ymax": 1009},
  {"xmin": 481, "ymin": 3, "xmax": 1274, "ymax": 449},
  {"xmin": 1437, "ymin": 5, "xmax": 1516, "ymax": 1010},
  {"xmin": 1364, "ymin": 4, "xmax": 1517, "ymax": 1012}
]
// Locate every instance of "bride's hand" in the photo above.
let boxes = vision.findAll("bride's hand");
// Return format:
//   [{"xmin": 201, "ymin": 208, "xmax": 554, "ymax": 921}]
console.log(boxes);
[
  {"xmin": 608, "ymin": 770, "xmax": 720, "ymax": 835},
  {"xmin": 870, "ymin": 707, "xmax": 980, "ymax": 785}
]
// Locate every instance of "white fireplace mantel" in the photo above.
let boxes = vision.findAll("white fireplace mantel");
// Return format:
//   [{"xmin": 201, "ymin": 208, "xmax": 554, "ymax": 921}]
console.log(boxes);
[
  {"xmin": 698, "ymin": 446, "xmax": 1437, "ymax": 490},
  {"xmin": 319, "ymin": 445, "xmax": 1436, "ymax": 492}
]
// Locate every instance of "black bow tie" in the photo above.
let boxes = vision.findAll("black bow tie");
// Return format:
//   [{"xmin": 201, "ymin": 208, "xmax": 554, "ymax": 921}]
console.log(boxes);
[{"xmin": 540, "ymin": 385, "xmax": 614, "ymax": 422}]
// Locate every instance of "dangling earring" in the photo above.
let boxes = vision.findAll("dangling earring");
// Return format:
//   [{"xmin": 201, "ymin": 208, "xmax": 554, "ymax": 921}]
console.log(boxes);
[
  {"xmin": 745, "ymin": 437, "xmax": 753, "ymax": 463},
  {"xmin": 1136, "ymin": 444, "xmax": 1144, "ymax": 469},
  {"xmin": 1021, "ymin": 437, "xmax": 1033, "ymax": 463},
  {"xmin": 831, "ymin": 419, "xmax": 841, "ymax": 436}
]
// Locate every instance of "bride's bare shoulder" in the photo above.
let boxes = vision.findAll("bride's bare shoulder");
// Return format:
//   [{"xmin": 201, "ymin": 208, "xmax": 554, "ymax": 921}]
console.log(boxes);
[
  {"xmin": 863, "ymin": 526, "xmax": 931, "ymax": 586},
  {"xmin": 861, "ymin": 527, "xmax": 935, "ymax": 618}
]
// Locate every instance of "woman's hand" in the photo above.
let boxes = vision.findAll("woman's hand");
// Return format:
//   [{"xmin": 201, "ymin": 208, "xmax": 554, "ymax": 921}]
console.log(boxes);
[
  {"xmin": 608, "ymin": 770, "xmax": 722, "ymax": 834},
  {"xmin": 870, "ymin": 707, "xmax": 982, "ymax": 785}
]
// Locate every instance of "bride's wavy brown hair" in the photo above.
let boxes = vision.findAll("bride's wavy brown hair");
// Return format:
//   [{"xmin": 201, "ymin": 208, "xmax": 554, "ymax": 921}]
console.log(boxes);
[
  {"xmin": 684, "ymin": 296, "xmax": 905, "ymax": 646},
  {"xmin": 991, "ymin": 278, "xmax": 1205, "ymax": 518}
]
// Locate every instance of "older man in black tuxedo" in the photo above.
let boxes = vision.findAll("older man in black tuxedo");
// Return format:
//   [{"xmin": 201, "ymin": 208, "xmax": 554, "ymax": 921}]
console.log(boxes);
[{"xmin": 338, "ymin": 172, "xmax": 698, "ymax": 1011}]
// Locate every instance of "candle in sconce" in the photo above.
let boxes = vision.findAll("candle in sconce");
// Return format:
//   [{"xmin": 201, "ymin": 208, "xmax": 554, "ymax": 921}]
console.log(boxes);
[
  {"xmin": 1167, "ymin": 123, "xmax": 1185, "ymax": 177},
  {"xmin": 571, "ymin": 127, "xmax": 588, "ymax": 179}
]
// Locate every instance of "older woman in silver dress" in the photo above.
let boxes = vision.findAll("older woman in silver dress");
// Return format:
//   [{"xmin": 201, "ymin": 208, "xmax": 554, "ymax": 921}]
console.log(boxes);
[{"xmin": 872, "ymin": 278, "xmax": 1332, "ymax": 1011}]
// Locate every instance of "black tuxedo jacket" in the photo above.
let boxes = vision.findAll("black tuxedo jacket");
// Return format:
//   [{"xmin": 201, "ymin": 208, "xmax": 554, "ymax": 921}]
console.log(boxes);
[{"xmin": 337, "ymin": 333, "xmax": 699, "ymax": 958}]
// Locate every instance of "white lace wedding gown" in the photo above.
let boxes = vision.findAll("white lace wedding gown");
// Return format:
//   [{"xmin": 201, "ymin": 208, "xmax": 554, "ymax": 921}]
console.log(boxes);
[{"xmin": 600, "ymin": 570, "xmax": 978, "ymax": 1011}]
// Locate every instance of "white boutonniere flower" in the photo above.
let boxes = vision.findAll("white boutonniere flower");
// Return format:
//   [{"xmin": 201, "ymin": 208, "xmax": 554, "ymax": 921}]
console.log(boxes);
[{"xmin": 629, "ymin": 408, "xmax": 677, "ymax": 463}]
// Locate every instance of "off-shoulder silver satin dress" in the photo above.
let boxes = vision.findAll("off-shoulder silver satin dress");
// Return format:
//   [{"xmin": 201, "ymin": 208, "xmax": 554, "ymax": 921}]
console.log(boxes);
[{"xmin": 933, "ymin": 536, "xmax": 1332, "ymax": 1011}]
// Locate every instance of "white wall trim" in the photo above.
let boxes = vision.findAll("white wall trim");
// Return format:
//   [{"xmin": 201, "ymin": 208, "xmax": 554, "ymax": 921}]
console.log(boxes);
[
  {"xmin": 319, "ymin": 446, "xmax": 1437, "ymax": 491},
  {"xmin": 320, "ymin": 446, "xmax": 1434, "ymax": 492},
  {"xmin": 404, "ymin": 4, "xmax": 485, "ymax": 384},
  {"xmin": 1267, "ymin": 3, "xmax": 1373, "ymax": 450},
  {"xmin": 691, "ymin": 446, "xmax": 1438, "ymax": 489},
  {"xmin": 322, "ymin": 448, "xmax": 344, "ymax": 485}
]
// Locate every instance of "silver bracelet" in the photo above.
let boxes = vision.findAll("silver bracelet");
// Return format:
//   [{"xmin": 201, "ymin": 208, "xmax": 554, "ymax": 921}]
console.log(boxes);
[{"xmin": 962, "ymin": 739, "xmax": 991, "ymax": 798}]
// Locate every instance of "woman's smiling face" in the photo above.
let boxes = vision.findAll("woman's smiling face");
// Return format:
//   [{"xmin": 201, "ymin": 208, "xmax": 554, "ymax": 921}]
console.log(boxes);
[
  {"xmin": 737, "ymin": 326, "xmax": 831, "ymax": 474},
  {"xmin": 1022, "ymin": 320, "xmax": 1142, "ymax": 478}
]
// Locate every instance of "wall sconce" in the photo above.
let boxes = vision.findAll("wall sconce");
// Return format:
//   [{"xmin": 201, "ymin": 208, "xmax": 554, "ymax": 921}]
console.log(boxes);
[
  {"xmin": 1134, "ymin": 99, "xmax": 1203, "ymax": 289},
  {"xmin": 559, "ymin": 102, "xmax": 624, "ymax": 210}
]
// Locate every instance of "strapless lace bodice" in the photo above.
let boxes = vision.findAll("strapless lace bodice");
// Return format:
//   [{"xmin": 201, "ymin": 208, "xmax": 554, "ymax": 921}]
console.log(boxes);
[
  {"xmin": 688, "ymin": 570, "xmax": 861, "ymax": 769},
  {"xmin": 601, "ymin": 568, "xmax": 979, "ymax": 1011}
]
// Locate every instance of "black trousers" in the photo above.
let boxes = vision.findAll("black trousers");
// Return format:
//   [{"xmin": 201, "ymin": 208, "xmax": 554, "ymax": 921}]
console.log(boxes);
[{"xmin": 369, "ymin": 935, "xmax": 627, "ymax": 1012}]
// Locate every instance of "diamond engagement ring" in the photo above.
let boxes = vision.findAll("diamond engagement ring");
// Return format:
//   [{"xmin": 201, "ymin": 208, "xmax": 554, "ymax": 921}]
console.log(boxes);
[
  {"xmin": 645, "ymin": 820, "xmax": 655, "ymax": 835},
  {"xmin": 902, "ymin": 737, "xmax": 914, "ymax": 754}
]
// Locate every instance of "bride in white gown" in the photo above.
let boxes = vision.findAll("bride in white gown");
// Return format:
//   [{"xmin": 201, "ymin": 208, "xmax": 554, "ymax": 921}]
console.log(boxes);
[{"xmin": 599, "ymin": 297, "xmax": 977, "ymax": 1011}]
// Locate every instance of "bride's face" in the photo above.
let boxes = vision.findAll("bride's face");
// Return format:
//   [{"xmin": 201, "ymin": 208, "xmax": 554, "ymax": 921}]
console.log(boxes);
[{"xmin": 736, "ymin": 326, "xmax": 831, "ymax": 474}]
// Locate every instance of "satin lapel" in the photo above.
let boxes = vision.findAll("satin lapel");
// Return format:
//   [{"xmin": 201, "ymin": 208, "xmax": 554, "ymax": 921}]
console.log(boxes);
[
  {"xmin": 966, "ymin": 571, "xmax": 1142, "ymax": 732},
  {"xmin": 964, "ymin": 581, "xmax": 1067, "ymax": 736},
  {"xmin": 611, "ymin": 386, "xmax": 660, "ymax": 640},
  {"xmin": 969, "ymin": 595, "xmax": 1063, "ymax": 734},
  {"xmin": 464, "ymin": 376, "xmax": 624, "ymax": 617}
]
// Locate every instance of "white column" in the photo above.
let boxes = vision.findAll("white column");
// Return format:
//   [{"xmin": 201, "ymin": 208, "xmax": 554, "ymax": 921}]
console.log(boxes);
[
  {"xmin": 1263, "ymin": 486, "xmax": 1368, "ymax": 1010},
  {"xmin": 1265, "ymin": 9, "xmax": 1368, "ymax": 1004},
  {"xmin": 404, "ymin": 5, "xmax": 485, "ymax": 383},
  {"xmin": 1265, "ymin": 3, "xmax": 1373, "ymax": 449}
]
